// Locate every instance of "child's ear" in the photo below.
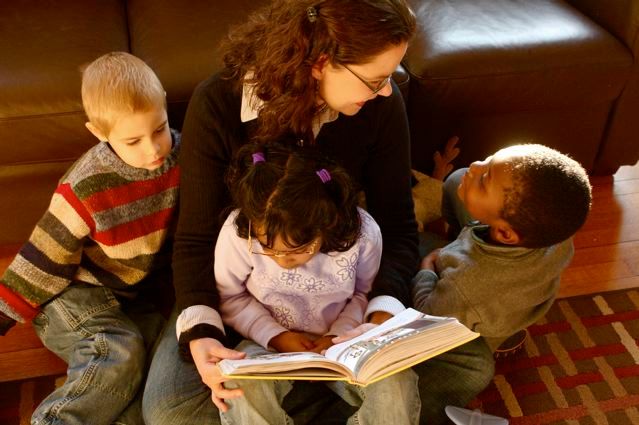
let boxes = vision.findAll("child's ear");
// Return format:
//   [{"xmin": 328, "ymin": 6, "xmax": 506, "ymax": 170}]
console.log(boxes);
[
  {"xmin": 491, "ymin": 221, "xmax": 520, "ymax": 246},
  {"xmin": 85, "ymin": 122, "xmax": 107, "ymax": 142},
  {"xmin": 311, "ymin": 54, "xmax": 329, "ymax": 80}
]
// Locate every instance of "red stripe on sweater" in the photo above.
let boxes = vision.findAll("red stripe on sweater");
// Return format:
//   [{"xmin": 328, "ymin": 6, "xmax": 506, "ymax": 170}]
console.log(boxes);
[
  {"xmin": 83, "ymin": 167, "xmax": 179, "ymax": 213},
  {"xmin": 92, "ymin": 207, "xmax": 174, "ymax": 246},
  {"xmin": 0, "ymin": 284, "xmax": 39, "ymax": 321},
  {"xmin": 56, "ymin": 183, "xmax": 96, "ymax": 233}
]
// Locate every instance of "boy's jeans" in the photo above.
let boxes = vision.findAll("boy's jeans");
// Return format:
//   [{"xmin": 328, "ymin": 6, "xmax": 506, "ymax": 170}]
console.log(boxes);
[
  {"xmin": 220, "ymin": 340, "xmax": 421, "ymax": 425},
  {"xmin": 31, "ymin": 284, "xmax": 164, "ymax": 425}
]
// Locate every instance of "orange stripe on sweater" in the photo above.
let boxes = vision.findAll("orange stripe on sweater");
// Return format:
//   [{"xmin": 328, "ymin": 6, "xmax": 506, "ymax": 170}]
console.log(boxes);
[
  {"xmin": 55, "ymin": 183, "xmax": 95, "ymax": 233},
  {"xmin": 0, "ymin": 284, "xmax": 39, "ymax": 321},
  {"xmin": 83, "ymin": 167, "xmax": 180, "ymax": 213},
  {"xmin": 92, "ymin": 207, "xmax": 174, "ymax": 246}
]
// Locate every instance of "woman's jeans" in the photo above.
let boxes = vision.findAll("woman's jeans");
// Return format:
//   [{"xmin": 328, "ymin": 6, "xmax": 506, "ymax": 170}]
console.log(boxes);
[
  {"xmin": 143, "ymin": 310, "xmax": 494, "ymax": 425},
  {"xmin": 219, "ymin": 340, "xmax": 420, "ymax": 425},
  {"xmin": 31, "ymin": 284, "xmax": 164, "ymax": 425}
]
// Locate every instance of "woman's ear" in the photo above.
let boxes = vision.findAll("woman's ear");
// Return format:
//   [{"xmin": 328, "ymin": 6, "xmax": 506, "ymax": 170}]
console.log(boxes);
[
  {"xmin": 311, "ymin": 54, "xmax": 329, "ymax": 80},
  {"xmin": 85, "ymin": 122, "xmax": 107, "ymax": 142},
  {"xmin": 491, "ymin": 221, "xmax": 520, "ymax": 246}
]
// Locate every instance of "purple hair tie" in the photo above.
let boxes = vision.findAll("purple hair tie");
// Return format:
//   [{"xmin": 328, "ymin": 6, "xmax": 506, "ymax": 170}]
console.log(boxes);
[
  {"xmin": 316, "ymin": 168, "xmax": 331, "ymax": 183},
  {"xmin": 252, "ymin": 152, "xmax": 265, "ymax": 164}
]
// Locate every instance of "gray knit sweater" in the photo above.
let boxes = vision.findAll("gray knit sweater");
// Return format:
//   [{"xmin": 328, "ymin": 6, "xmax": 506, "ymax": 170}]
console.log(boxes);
[{"xmin": 412, "ymin": 224, "xmax": 573, "ymax": 351}]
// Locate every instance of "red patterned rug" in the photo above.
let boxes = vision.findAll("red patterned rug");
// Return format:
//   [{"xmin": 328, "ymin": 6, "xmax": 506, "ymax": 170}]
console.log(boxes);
[
  {"xmin": 475, "ymin": 289, "xmax": 639, "ymax": 424},
  {"xmin": 1, "ymin": 289, "xmax": 638, "ymax": 424}
]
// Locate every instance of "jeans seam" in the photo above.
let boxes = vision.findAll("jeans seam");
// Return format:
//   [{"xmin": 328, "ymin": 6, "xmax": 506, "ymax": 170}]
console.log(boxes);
[
  {"xmin": 53, "ymin": 288, "xmax": 119, "ymax": 329},
  {"xmin": 43, "ymin": 332, "xmax": 113, "ymax": 421}
]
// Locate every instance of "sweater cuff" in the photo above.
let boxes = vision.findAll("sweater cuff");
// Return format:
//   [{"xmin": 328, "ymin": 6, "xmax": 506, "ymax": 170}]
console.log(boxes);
[
  {"xmin": 364, "ymin": 295, "xmax": 405, "ymax": 321},
  {"xmin": 0, "ymin": 285, "xmax": 39, "ymax": 322},
  {"xmin": 411, "ymin": 269, "xmax": 438, "ymax": 285},
  {"xmin": 0, "ymin": 310, "xmax": 17, "ymax": 336},
  {"xmin": 177, "ymin": 324, "xmax": 228, "ymax": 362},
  {"xmin": 175, "ymin": 305, "xmax": 225, "ymax": 340}
]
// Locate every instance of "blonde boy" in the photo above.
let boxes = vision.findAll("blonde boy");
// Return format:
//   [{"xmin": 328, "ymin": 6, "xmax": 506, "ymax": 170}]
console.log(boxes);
[{"xmin": 0, "ymin": 52, "xmax": 179, "ymax": 425}]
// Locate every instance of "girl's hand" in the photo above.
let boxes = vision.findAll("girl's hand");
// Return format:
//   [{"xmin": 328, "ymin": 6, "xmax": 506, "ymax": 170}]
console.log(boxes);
[
  {"xmin": 190, "ymin": 337, "xmax": 246, "ymax": 412},
  {"xmin": 309, "ymin": 335, "xmax": 336, "ymax": 353},
  {"xmin": 269, "ymin": 331, "xmax": 315, "ymax": 353},
  {"xmin": 331, "ymin": 323, "xmax": 379, "ymax": 344}
]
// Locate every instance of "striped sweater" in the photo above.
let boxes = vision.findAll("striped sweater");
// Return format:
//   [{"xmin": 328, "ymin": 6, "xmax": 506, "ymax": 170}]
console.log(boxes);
[{"xmin": 0, "ymin": 133, "xmax": 180, "ymax": 323}]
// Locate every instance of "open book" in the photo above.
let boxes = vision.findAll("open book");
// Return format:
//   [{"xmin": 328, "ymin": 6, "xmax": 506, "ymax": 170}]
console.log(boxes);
[{"xmin": 218, "ymin": 308, "xmax": 480, "ymax": 387}]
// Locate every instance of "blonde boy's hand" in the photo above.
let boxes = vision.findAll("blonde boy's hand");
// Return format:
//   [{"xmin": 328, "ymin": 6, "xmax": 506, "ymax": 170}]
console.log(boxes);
[
  {"xmin": 190, "ymin": 337, "xmax": 246, "ymax": 412},
  {"xmin": 269, "ymin": 331, "xmax": 315, "ymax": 353},
  {"xmin": 432, "ymin": 136, "xmax": 461, "ymax": 181}
]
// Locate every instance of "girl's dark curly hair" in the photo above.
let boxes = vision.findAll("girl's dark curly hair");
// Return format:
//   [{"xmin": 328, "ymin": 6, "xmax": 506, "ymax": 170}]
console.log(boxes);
[
  {"xmin": 221, "ymin": 0, "xmax": 416, "ymax": 144},
  {"xmin": 226, "ymin": 141, "xmax": 362, "ymax": 253}
]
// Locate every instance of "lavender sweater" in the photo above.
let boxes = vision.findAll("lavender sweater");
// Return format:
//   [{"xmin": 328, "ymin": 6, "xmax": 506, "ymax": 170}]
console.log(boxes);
[{"xmin": 215, "ymin": 208, "xmax": 382, "ymax": 349}]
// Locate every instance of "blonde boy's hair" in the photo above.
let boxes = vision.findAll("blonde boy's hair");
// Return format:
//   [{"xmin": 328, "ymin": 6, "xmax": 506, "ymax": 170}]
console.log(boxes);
[{"xmin": 81, "ymin": 52, "xmax": 166, "ymax": 136}]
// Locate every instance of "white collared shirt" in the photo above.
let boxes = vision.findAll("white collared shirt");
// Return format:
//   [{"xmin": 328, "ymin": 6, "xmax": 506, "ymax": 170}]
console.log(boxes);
[{"xmin": 240, "ymin": 75, "xmax": 339, "ymax": 138}]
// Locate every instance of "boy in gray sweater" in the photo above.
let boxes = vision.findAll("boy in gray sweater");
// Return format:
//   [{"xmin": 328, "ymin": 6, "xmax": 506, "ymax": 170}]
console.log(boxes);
[{"xmin": 411, "ymin": 144, "xmax": 592, "ymax": 352}]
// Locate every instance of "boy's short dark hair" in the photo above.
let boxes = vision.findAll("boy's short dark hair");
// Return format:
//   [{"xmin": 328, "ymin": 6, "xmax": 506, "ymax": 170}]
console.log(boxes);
[
  {"xmin": 501, "ymin": 144, "xmax": 592, "ymax": 248},
  {"xmin": 226, "ymin": 141, "xmax": 361, "ymax": 253}
]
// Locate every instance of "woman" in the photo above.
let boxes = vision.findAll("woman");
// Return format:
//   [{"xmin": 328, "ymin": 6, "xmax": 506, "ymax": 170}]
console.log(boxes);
[{"xmin": 142, "ymin": 1, "xmax": 493, "ymax": 424}]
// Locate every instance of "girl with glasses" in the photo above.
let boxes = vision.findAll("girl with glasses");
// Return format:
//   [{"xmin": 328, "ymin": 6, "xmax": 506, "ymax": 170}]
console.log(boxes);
[
  {"xmin": 213, "ymin": 142, "xmax": 419, "ymax": 424},
  {"xmin": 144, "ymin": 1, "xmax": 494, "ymax": 424}
]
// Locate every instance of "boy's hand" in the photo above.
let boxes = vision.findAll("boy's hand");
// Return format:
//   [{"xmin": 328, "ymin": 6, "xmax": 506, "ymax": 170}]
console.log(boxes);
[
  {"xmin": 309, "ymin": 335, "xmax": 335, "ymax": 353},
  {"xmin": 420, "ymin": 248, "xmax": 441, "ymax": 272},
  {"xmin": 269, "ymin": 331, "xmax": 315, "ymax": 353},
  {"xmin": 432, "ymin": 136, "xmax": 460, "ymax": 181},
  {"xmin": 0, "ymin": 311, "xmax": 16, "ymax": 336},
  {"xmin": 190, "ymin": 337, "xmax": 246, "ymax": 412}
]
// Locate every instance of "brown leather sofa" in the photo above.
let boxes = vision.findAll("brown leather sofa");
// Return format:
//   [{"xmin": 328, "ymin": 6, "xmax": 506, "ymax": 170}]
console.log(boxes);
[
  {"xmin": 405, "ymin": 0, "xmax": 639, "ymax": 176},
  {"xmin": 1, "ymin": 0, "xmax": 638, "ymax": 247}
]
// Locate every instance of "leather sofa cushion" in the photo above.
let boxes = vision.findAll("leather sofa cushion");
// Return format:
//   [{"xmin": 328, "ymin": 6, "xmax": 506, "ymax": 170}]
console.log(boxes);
[
  {"xmin": 0, "ymin": 1, "xmax": 129, "ymax": 166},
  {"xmin": 403, "ymin": 0, "xmax": 632, "ymax": 111},
  {"xmin": 127, "ymin": 0, "xmax": 267, "ymax": 129}
]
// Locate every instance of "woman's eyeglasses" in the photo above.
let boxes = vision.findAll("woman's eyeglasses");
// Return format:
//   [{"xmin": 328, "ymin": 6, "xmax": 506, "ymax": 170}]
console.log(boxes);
[
  {"xmin": 247, "ymin": 221, "xmax": 318, "ymax": 257},
  {"xmin": 344, "ymin": 65, "xmax": 392, "ymax": 95}
]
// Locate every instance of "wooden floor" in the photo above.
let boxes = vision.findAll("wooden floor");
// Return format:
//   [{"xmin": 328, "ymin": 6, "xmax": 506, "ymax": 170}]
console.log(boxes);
[{"xmin": 559, "ymin": 161, "xmax": 639, "ymax": 298}]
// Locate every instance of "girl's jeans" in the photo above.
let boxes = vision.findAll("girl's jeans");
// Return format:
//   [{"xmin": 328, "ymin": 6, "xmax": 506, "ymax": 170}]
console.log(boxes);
[
  {"xmin": 219, "ymin": 340, "xmax": 421, "ymax": 425},
  {"xmin": 31, "ymin": 284, "xmax": 164, "ymax": 425}
]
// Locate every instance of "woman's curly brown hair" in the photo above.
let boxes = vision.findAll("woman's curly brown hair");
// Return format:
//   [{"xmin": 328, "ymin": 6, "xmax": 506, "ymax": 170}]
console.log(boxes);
[{"xmin": 221, "ymin": 0, "xmax": 416, "ymax": 144}]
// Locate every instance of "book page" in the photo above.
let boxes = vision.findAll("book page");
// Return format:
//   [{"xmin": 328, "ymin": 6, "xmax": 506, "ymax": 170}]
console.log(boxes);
[
  {"xmin": 324, "ymin": 308, "xmax": 454, "ymax": 375},
  {"xmin": 217, "ymin": 350, "xmax": 353, "ymax": 378}
]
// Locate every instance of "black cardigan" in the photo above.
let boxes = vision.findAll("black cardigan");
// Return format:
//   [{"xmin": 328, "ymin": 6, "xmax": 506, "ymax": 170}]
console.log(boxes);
[{"xmin": 174, "ymin": 70, "xmax": 419, "ymax": 345}]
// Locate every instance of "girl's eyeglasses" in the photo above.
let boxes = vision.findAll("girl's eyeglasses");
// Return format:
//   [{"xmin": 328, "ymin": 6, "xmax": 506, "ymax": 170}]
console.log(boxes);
[
  {"xmin": 247, "ymin": 221, "xmax": 318, "ymax": 257},
  {"xmin": 344, "ymin": 65, "xmax": 392, "ymax": 95}
]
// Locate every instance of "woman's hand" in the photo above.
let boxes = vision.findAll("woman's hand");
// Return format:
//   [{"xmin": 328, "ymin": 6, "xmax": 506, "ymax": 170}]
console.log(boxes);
[
  {"xmin": 269, "ymin": 331, "xmax": 315, "ymax": 353},
  {"xmin": 309, "ymin": 335, "xmax": 336, "ymax": 353},
  {"xmin": 190, "ymin": 337, "xmax": 246, "ymax": 412}
]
